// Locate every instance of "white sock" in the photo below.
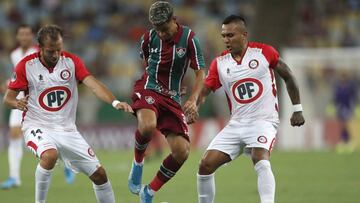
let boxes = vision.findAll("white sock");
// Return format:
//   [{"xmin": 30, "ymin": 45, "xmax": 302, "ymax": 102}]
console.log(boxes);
[
  {"xmin": 254, "ymin": 160, "xmax": 275, "ymax": 203},
  {"xmin": 8, "ymin": 138, "xmax": 23, "ymax": 183},
  {"xmin": 197, "ymin": 173, "xmax": 215, "ymax": 203},
  {"xmin": 35, "ymin": 164, "xmax": 53, "ymax": 203},
  {"xmin": 93, "ymin": 181, "xmax": 115, "ymax": 203}
]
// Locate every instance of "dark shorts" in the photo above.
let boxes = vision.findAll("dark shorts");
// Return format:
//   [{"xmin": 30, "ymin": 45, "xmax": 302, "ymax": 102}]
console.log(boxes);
[{"xmin": 131, "ymin": 89, "xmax": 189, "ymax": 142}]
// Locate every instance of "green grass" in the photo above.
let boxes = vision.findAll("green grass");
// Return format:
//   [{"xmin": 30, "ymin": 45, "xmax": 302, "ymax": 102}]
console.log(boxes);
[{"xmin": 0, "ymin": 150, "xmax": 359, "ymax": 203}]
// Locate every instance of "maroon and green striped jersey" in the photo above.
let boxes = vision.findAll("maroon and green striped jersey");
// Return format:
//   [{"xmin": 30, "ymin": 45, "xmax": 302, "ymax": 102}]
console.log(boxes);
[{"xmin": 133, "ymin": 24, "xmax": 205, "ymax": 104}]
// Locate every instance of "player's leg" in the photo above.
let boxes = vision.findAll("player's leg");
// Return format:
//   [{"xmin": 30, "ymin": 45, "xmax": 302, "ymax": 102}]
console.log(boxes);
[
  {"xmin": 129, "ymin": 108, "xmax": 157, "ymax": 194},
  {"xmin": 36, "ymin": 149, "xmax": 58, "ymax": 203},
  {"xmin": 24, "ymin": 127, "xmax": 58, "ymax": 203},
  {"xmin": 251, "ymin": 148, "xmax": 275, "ymax": 203},
  {"xmin": 248, "ymin": 121, "xmax": 277, "ymax": 203},
  {"xmin": 0, "ymin": 110, "xmax": 23, "ymax": 189},
  {"xmin": 89, "ymin": 167, "xmax": 115, "ymax": 203},
  {"xmin": 197, "ymin": 150, "xmax": 231, "ymax": 203},
  {"xmin": 140, "ymin": 134, "xmax": 189, "ymax": 203},
  {"xmin": 197, "ymin": 119, "xmax": 244, "ymax": 203},
  {"xmin": 60, "ymin": 131, "xmax": 115, "ymax": 203}
]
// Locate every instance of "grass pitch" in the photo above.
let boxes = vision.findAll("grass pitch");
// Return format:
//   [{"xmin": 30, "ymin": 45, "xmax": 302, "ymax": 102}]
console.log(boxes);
[{"xmin": 0, "ymin": 150, "xmax": 359, "ymax": 203}]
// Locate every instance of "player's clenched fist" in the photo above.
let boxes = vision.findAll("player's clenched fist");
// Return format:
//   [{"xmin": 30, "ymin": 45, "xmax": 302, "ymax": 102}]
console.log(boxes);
[{"xmin": 290, "ymin": 112, "xmax": 305, "ymax": 126}]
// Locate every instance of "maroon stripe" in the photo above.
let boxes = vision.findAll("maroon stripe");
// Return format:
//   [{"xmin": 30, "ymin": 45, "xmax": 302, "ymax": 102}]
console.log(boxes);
[{"xmin": 156, "ymin": 42, "xmax": 174, "ymax": 89}]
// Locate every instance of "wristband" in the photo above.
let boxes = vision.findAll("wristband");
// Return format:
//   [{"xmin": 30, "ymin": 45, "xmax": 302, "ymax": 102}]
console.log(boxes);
[
  {"xmin": 112, "ymin": 100, "xmax": 121, "ymax": 108},
  {"xmin": 293, "ymin": 104, "xmax": 303, "ymax": 112}
]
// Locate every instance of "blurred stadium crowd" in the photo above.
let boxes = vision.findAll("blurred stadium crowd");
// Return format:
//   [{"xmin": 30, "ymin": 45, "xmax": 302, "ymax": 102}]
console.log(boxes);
[{"xmin": 0, "ymin": 0, "xmax": 359, "ymax": 124}]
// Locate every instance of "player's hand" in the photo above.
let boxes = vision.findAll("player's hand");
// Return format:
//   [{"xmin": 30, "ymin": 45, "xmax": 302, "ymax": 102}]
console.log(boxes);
[
  {"xmin": 185, "ymin": 110, "xmax": 199, "ymax": 124},
  {"xmin": 16, "ymin": 95, "xmax": 29, "ymax": 111},
  {"xmin": 290, "ymin": 111, "xmax": 305, "ymax": 127},
  {"xmin": 183, "ymin": 98, "xmax": 199, "ymax": 124},
  {"xmin": 114, "ymin": 102, "xmax": 134, "ymax": 113}
]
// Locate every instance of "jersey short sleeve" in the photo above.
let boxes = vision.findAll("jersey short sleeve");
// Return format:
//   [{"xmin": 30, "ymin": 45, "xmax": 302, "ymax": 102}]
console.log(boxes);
[
  {"xmin": 8, "ymin": 59, "xmax": 28, "ymax": 91},
  {"xmin": 262, "ymin": 44, "xmax": 279, "ymax": 69},
  {"xmin": 204, "ymin": 59, "xmax": 221, "ymax": 91},
  {"xmin": 188, "ymin": 32, "xmax": 205, "ymax": 70}
]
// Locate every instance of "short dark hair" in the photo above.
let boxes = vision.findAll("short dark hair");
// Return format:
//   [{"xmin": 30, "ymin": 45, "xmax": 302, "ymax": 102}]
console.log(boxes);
[
  {"xmin": 222, "ymin": 15, "xmax": 247, "ymax": 26},
  {"xmin": 149, "ymin": 1, "xmax": 174, "ymax": 26},
  {"xmin": 16, "ymin": 24, "xmax": 33, "ymax": 33},
  {"xmin": 37, "ymin": 25, "xmax": 63, "ymax": 47}
]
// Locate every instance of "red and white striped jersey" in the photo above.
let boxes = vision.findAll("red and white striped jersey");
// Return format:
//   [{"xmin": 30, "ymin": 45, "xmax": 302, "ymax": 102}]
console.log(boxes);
[
  {"xmin": 205, "ymin": 42, "xmax": 280, "ymax": 123},
  {"xmin": 8, "ymin": 51, "xmax": 90, "ymax": 132}
]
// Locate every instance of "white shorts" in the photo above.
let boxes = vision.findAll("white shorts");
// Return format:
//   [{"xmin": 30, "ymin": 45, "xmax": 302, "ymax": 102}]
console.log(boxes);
[
  {"xmin": 207, "ymin": 119, "xmax": 277, "ymax": 160},
  {"xmin": 9, "ymin": 109, "xmax": 23, "ymax": 127},
  {"xmin": 23, "ymin": 127, "xmax": 100, "ymax": 176}
]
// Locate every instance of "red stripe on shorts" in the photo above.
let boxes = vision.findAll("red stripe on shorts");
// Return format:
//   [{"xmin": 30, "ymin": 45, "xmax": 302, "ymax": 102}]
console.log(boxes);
[{"xmin": 27, "ymin": 141, "xmax": 38, "ymax": 152}]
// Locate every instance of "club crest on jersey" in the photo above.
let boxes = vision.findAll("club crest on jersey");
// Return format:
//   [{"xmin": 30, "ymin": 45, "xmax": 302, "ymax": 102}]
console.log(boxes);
[
  {"xmin": 257, "ymin": 136, "xmax": 267, "ymax": 143},
  {"xmin": 176, "ymin": 47, "xmax": 186, "ymax": 58},
  {"xmin": 60, "ymin": 69, "xmax": 71, "ymax": 80},
  {"xmin": 231, "ymin": 78, "xmax": 263, "ymax": 104},
  {"xmin": 248, "ymin": 59, "xmax": 259, "ymax": 69},
  {"xmin": 39, "ymin": 86, "xmax": 71, "ymax": 111},
  {"xmin": 88, "ymin": 147, "xmax": 96, "ymax": 157},
  {"xmin": 145, "ymin": 96, "xmax": 155, "ymax": 104}
]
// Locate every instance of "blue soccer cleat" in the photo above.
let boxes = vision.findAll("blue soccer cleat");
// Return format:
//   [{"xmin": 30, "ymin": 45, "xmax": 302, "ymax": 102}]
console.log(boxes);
[
  {"xmin": 64, "ymin": 167, "xmax": 75, "ymax": 184},
  {"xmin": 128, "ymin": 161, "xmax": 143, "ymax": 194},
  {"xmin": 0, "ymin": 177, "xmax": 21, "ymax": 190},
  {"xmin": 140, "ymin": 185, "xmax": 154, "ymax": 203}
]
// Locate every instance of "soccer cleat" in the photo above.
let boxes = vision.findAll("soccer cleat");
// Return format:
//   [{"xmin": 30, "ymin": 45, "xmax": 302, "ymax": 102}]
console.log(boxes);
[
  {"xmin": 64, "ymin": 167, "xmax": 75, "ymax": 184},
  {"xmin": 140, "ymin": 185, "xmax": 153, "ymax": 203},
  {"xmin": 128, "ymin": 161, "xmax": 143, "ymax": 194},
  {"xmin": 0, "ymin": 177, "xmax": 21, "ymax": 189}
]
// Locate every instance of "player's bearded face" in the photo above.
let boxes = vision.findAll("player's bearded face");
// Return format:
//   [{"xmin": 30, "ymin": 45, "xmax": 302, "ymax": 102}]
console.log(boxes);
[{"xmin": 40, "ymin": 37, "xmax": 63, "ymax": 68}]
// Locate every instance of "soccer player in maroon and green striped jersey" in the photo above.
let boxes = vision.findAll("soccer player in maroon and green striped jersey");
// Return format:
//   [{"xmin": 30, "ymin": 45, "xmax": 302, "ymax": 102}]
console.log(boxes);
[{"xmin": 128, "ymin": 1, "xmax": 206, "ymax": 203}]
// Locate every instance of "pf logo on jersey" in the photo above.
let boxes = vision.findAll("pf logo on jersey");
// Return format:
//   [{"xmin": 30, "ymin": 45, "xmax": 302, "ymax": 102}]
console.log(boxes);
[
  {"xmin": 39, "ymin": 86, "xmax": 71, "ymax": 111},
  {"xmin": 231, "ymin": 78, "xmax": 263, "ymax": 104}
]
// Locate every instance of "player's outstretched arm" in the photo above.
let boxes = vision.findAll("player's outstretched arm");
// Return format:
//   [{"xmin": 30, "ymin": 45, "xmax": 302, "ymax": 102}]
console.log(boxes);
[
  {"xmin": 3, "ymin": 89, "xmax": 28, "ymax": 111},
  {"xmin": 183, "ymin": 69, "xmax": 205, "ymax": 124},
  {"xmin": 274, "ymin": 59, "xmax": 305, "ymax": 127},
  {"xmin": 82, "ymin": 75, "xmax": 133, "ymax": 113}
]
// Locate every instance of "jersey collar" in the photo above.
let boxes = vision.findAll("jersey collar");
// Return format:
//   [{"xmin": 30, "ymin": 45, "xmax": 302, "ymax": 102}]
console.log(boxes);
[{"xmin": 171, "ymin": 23, "xmax": 183, "ymax": 44}]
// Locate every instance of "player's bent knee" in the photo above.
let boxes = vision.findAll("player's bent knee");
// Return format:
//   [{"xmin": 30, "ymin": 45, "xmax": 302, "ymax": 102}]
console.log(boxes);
[
  {"xmin": 172, "ymin": 143, "xmax": 190, "ymax": 164},
  {"xmin": 40, "ymin": 149, "xmax": 58, "ymax": 170},
  {"xmin": 90, "ymin": 167, "xmax": 108, "ymax": 185},
  {"xmin": 138, "ymin": 122, "xmax": 156, "ymax": 137},
  {"xmin": 198, "ymin": 158, "xmax": 216, "ymax": 175},
  {"xmin": 172, "ymin": 149, "xmax": 189, "ymax": 164}
]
